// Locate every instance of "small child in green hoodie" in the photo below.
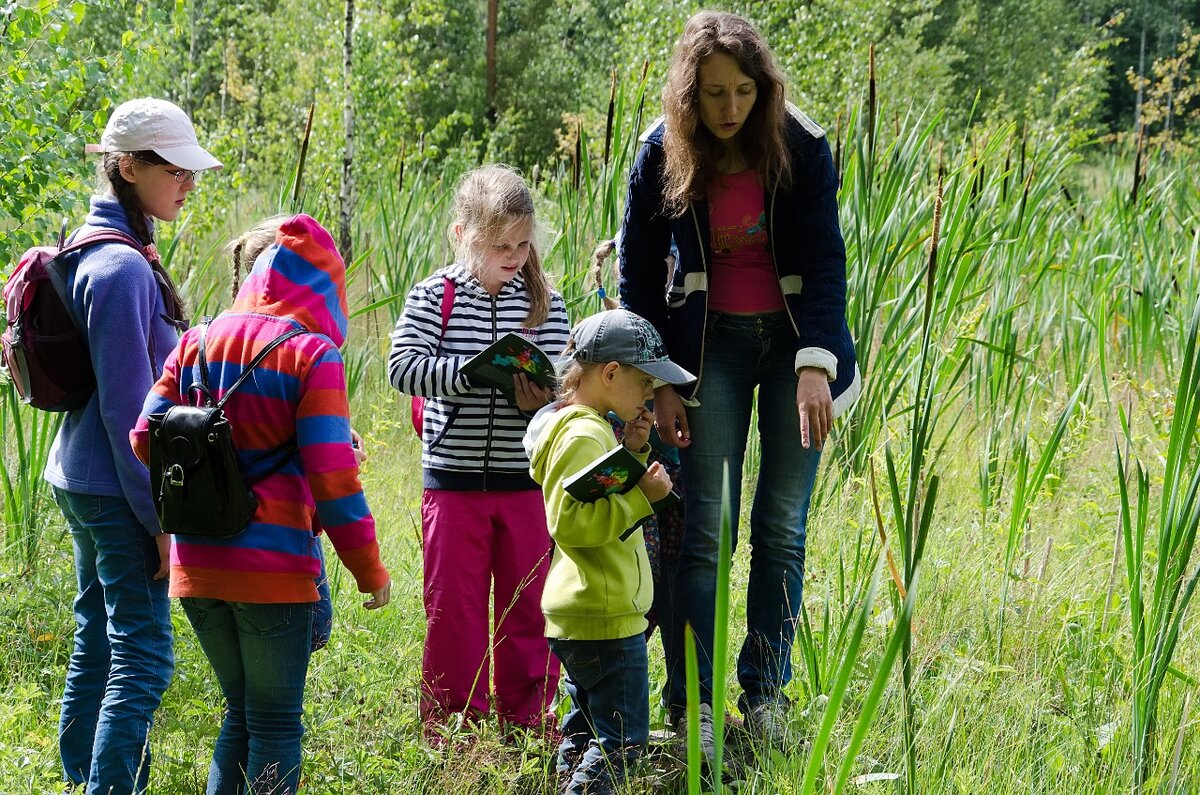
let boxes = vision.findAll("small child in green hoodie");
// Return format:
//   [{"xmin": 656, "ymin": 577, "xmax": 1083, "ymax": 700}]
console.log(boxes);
[{"xmin": 524, "ymin": 309, "xmax": 696, "ymax": 794}]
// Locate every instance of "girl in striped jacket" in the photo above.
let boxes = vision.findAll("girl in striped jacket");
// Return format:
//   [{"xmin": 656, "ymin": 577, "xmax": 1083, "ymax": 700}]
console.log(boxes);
[
  {"xmin": 388, "ymin": 165, "xmax": 569, "ymax": 741},
  {"xmin": 132, "ymin": 214, "xmax": 390, "ymax": 793}
]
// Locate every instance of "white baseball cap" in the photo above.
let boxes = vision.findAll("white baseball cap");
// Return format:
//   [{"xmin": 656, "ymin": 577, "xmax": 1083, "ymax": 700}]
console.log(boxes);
[{"xmin": 86, "ymin": 98, "xmax": 222, "ymax": 172}]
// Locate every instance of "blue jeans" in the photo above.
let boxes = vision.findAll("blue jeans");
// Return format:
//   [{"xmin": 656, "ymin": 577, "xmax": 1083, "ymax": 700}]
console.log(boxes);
[
  {"xmin": 181, "ymin": 598, "xmax": 313, "ymax": 795},
  {"xmin": 53, "ymin": 488, "xmax": 174, "ymax": 795},
  {"xmin": 550, "ymin": 635, "xmax": 649, "ymax": 794},
  {"xmin": 311, "ymin": 541, "xmax": 333, "ymax": 653},
  {"xmin": 666, "ymin": 312, "xmax": 822, "ymax": 716}
]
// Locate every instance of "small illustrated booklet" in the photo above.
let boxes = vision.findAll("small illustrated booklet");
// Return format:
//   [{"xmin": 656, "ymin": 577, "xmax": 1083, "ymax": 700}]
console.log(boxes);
[
  {"xmin": 460, "ymin": 332, "xmax": 555, "ymax": 399},
  {"xmin": 562, "ymin": 444, "xmax": 681, "ymax": 541}
]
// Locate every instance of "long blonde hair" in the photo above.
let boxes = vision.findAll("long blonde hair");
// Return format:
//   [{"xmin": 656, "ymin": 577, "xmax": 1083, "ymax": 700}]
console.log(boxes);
[
  {"xmin": 661, "ymin": 11, "xmax": 792, "ymax": 218},
  {"xmin": 451, "ymin": 165, "xmax": 550, "ymax": 327}
]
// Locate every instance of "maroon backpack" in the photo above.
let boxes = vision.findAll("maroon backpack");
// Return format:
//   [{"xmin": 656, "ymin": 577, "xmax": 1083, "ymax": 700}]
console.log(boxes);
[{"xmin": 2, "ymin": 228, "xmax": 147, "ymax": 412}]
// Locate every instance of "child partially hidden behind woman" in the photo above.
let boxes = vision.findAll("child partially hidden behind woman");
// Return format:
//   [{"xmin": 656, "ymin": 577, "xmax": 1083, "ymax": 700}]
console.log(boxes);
[{"xmin": 525, "ymin": 309, "xmax": 695, "ymax": 794}]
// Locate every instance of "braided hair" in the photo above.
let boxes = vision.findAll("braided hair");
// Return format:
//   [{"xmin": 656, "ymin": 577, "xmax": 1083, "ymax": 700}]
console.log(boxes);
[{"xmin": 99, "ymin": 150, "xmax": 188, "ymax": 328}]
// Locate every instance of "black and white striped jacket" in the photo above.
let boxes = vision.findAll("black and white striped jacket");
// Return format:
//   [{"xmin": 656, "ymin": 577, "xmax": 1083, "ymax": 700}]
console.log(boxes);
[{"xmin": 388, "ymin": 263, "xmax": 570, "ymax": 490}]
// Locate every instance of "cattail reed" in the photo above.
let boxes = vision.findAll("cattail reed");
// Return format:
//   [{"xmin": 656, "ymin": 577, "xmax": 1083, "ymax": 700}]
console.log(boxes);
[
  {"xmin": 572, "ymin": 118, "xmax": 582, "ymax": 190},
  {"xmin": 1018, "ymin": 162, "xmax": 1036, "ymax": 235},
  {"xmin": 603, "ymin": 68, "xmax": 616, "ymax": 166},
  {"xmin": 1002, "ymin": 130, "xmax": 1013, "ymax": 202},
  {"xmin": 925, "ymin": 146, "xmax": 944, "ymax": 329},
  {"xmin": 634, "ymin": 59, "xmax": 650, "ymax": 129},
  {"xmin": 397, "ymin": 140, "xmax": 406, "ymax": 193},
  {"xmin": 834, "ymin": 110, "xmax": 843, "ymax": 179},
  {"xmin": 292, "ymin": 101, "xmax": 315, "ymax": 206},
  {"xmin": 868, "ymin": 43, "xmax": 877, "ymax": 161},
  {"xmin": 1131, "ymin": 122, "xmax": 1146, "ymax": 204}
]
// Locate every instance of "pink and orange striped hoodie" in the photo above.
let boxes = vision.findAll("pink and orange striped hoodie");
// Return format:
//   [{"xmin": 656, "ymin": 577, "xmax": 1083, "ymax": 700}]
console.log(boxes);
[{"xmin": 131, "ymin": 214, "xmax": 388, "ymax": 603}]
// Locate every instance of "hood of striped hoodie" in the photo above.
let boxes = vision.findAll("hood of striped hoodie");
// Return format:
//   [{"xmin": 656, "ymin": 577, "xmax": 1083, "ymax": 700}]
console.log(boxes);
[{"xmin": 230, "ymin": 214, "xmax": 349, "ymax": 347}]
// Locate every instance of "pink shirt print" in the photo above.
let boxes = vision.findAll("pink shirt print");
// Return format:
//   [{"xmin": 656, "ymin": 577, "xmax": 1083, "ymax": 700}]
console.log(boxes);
[{"xmin": 708, "ymin": 169, "xmax": 785, "ymax": 314}]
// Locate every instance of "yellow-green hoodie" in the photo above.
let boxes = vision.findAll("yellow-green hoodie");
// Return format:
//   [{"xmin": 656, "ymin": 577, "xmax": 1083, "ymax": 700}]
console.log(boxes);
[{"xmin": 524, "ymin": 402, "xmax": 654, "ymax": 640}]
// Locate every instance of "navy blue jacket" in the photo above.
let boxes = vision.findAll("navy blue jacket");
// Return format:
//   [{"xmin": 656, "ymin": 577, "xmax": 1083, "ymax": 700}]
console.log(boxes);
[{"xmin": 618, "ymin": 108, "xmax": 860, "ymax": 415}]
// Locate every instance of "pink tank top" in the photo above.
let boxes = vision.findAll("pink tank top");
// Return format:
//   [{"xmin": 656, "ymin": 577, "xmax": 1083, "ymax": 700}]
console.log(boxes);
[{"xmin": 707, "ymin": 169, "xmax": 784, "ymax": 314}]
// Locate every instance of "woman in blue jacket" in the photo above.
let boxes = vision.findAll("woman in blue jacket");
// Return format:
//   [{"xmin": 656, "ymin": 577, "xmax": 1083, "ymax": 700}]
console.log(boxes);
[
  {"xmin": 47, "ymin": 97, "xmax": 220, "ymax": 794},
  {"xmin": 618, "ymin": 11, "xmax": 861, "ymax": 754}
]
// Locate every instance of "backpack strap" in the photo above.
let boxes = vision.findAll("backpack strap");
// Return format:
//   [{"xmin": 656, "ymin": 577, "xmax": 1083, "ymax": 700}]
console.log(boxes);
[
  {"xmin": 61, "ymin": 229, "xmax": 146, "ymax": 257},
  {"xmin": 434, "ymin": 276, "xmax": 455, "ymax": 354},
  {"xmin": 193, "ymin": 323, "xmax": 311, "ymax": 409},
  {"xmin": 193, "ymin": 323, "xmax": 313, "ymax": 479},
  {"xmin": 40, "ymin": 230, "xmax": 149, "ymax": 338}
]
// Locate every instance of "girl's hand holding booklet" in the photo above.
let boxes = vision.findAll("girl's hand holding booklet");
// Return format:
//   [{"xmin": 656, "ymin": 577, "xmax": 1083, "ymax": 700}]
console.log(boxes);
[
  {"xmin": 562, "ymin": 444, "xmax": 681, "ymax": 540},
  {"xmin": 461, "ymin": 332, "xmax": 554, "ymax": 400}
]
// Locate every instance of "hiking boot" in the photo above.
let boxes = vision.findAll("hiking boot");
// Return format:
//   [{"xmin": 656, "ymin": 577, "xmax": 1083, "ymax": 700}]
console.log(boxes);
[
  {"xmin": 672, "ymin": 703, "xmax": 716, "ymax": 762},
  {"xmin": 745, "ymin": 699, "xmax": 791, "ymax": 749}
]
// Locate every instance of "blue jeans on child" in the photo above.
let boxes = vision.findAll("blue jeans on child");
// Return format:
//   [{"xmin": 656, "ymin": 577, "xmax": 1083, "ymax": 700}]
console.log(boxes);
[
  {"xmin": 180, "ymin": 598, "xmax": 314, "ymax": 795},
  {"xmin": 666, "ymin": 312, "xmax": 822, "ymax": 717},
  {"xmin": 550, "ymin": 635, "xmax": 649, "ymax": 794},
  {"xmin": 54, "ymin": 488, "xmax": 174, "ymax": 795},
  {"xmin": 311, "ymin": 540, "xmax": 333, "ymax": 652}
]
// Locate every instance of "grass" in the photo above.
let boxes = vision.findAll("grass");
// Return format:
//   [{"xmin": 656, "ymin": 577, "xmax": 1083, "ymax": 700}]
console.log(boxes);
[
  {"xmin": 1, "ymin": 389, "xmax": 1197, "ymax": 793},
  {"xmin": 3, "ymin": 78, "xmax": 1200, "ymax": 791}
]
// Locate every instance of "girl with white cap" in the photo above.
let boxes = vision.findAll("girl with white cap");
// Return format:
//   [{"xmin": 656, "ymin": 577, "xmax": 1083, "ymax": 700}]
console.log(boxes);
[{"xmin": 48, "ymin": 97, "xmax": 219, "ymax": 794}]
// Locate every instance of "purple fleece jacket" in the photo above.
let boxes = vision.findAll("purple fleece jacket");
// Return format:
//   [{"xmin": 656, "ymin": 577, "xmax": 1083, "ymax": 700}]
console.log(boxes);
[{"xmin": 43, "ymin": 194, "xmax": 182, "ymax": 535}]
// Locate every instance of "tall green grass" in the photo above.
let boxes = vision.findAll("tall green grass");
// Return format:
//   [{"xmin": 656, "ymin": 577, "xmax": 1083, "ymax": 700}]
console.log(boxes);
[{"xmin": 1117, "ymin": 272, "xmax": 1200, "ymax": 792}]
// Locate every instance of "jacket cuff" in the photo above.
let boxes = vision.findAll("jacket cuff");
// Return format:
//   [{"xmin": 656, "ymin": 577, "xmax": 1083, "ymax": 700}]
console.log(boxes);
[{"xmin": 795, "ymin": 347, "xmax": 837, "ymax": 381}]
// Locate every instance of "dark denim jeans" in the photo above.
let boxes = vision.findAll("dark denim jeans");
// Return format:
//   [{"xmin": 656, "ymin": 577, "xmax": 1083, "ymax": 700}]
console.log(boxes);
[
  {"xmin": 550, "ymin": 635, "xmax": 649, "ymax": 795},
  {"xmin": 181, "ymin": 598, "xmax": 313, "ymax": 795},
  {"xmin": 311, "ymin": 540, "xmax": 333, "ymax": 653},
  {"xmin": 666, "ymin": 312, "xmax": 822, "ymax": 716},
  {"xmin": 53, "ymin": 488, "xmax": 174, "ymax": 795}
]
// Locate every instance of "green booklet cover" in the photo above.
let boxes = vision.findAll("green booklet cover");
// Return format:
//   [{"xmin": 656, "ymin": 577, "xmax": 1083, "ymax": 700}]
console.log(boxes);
[
  {"xmin": 562, "ymin": 444, "xmax": 681, "ymax": 540},
  {"xmin": 460, "ymin": 332, "xmax": 555, "ymax": 397}
]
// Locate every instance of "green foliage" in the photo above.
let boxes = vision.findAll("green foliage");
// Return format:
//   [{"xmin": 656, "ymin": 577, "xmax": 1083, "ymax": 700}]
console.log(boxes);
[{"xmin": 0, "ymin": 0, "xmax": 150, "ymax": 249}]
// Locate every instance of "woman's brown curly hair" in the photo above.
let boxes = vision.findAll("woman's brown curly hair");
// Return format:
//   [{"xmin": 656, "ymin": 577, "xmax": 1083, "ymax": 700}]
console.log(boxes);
[{"xmin": 660, "ymin": 11, "xmax": 792, "ymax": 218}]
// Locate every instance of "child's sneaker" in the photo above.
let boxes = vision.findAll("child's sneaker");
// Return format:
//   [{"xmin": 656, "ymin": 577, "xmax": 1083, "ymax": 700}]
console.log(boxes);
[
  {"xmin": 672, "ymin": 703, "xmax": 716, "ymax": 762},
  {"xmin": 745, "ymin": 698, "xmax": 791, "ymax": 749},
  {"xmin": 562, "ymin": 753, "xmax": 623, "ymax": 795}
]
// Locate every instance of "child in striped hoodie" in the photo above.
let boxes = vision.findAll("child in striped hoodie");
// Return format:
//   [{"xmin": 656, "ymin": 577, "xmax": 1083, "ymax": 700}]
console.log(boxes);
[
  {"xmin": 388, "ymin": 165, "xmax": 570, "ymax": 741},
  {"xmin": 132, "ymin": 214, "xmax": 390, "ymax": 793}
]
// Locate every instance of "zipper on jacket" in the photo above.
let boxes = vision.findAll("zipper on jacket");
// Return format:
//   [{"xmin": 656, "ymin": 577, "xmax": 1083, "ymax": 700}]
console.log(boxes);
[
  {"xmin": 481, "ymin": 295, "xmax": 499, "ymax": 490},
  {"xmin": 690, "ymin": 204, "xmax": 710, "ymax": 396},
  {"xmin": 768, "ymin": 183, "xmax": 801, "ymax": 336}
]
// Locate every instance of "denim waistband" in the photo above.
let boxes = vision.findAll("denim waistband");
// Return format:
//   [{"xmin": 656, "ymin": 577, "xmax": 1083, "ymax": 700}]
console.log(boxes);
[{"xmin": 706, "ymin": 310, "xmax": 794, "ymax": 337}]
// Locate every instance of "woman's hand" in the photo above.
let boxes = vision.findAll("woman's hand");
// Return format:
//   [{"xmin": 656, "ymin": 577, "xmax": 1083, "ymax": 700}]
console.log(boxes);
[
  {"xmin": 796, "ymin": 367, "xmax": 833, "ymax": 450},
  {"xmin": 153, "ymin": 533, "xmax": 171, "ymax": 581},
  {"xmin": 652, "ymin": 385, "xmax": 691, "ymax": 448},
  {"xmin": 513, "ymin": 373, "xmax": 552, "ymax": 412},
  {"xmin": 363, "ymin": 579, "xmax": 391, "ymax": 610},
  {"xmin": 350, "ymin": 429, "xmax": 367, "ymax": 464},
  {"xmin": 622, "ymin": 407, "xmax": 653, "ymax": 453}
]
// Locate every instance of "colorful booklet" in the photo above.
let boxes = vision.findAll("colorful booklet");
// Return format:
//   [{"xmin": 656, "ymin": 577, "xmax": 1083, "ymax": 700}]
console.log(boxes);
[
  {"xmin": 460, "ymin": 332, "xmax": 555, "ymax": 398},
  {"xmin": 562, "ymin": 444, "xmax": 681, "ymax": 541}
]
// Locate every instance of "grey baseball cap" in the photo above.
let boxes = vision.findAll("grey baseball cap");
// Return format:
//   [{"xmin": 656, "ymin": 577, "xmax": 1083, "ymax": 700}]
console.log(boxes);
[{"xmin": 567, "ymin": 309, "xmax": 696, "ymax": 386}]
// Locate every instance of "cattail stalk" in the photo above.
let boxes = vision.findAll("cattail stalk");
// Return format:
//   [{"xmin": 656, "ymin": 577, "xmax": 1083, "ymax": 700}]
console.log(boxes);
[
  {"xmin": 1131, "ymin": 122, "xmax": 1146, "ymax": 204},
  {"xmin": 603, "ymin": 68, "xmax": 616, "ymax": 167},
  {"xmin": 292, "ymin": 101, "xmax": 315, "ymax": 207},
  {"xmin": 868, "ymin": 43, "xmax": 877, "ymax": 161}
]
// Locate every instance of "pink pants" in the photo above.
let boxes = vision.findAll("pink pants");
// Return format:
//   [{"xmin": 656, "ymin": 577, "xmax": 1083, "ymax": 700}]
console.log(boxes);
[{"xmin": 420, "ymin": 488, "xmax": 559, "ymax": 729}]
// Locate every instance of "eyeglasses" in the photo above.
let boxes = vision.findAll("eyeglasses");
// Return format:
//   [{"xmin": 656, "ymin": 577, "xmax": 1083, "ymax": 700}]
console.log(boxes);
[{"xmin": 164, "ymin": 168, "xmax": 201, "ymax": 184}]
